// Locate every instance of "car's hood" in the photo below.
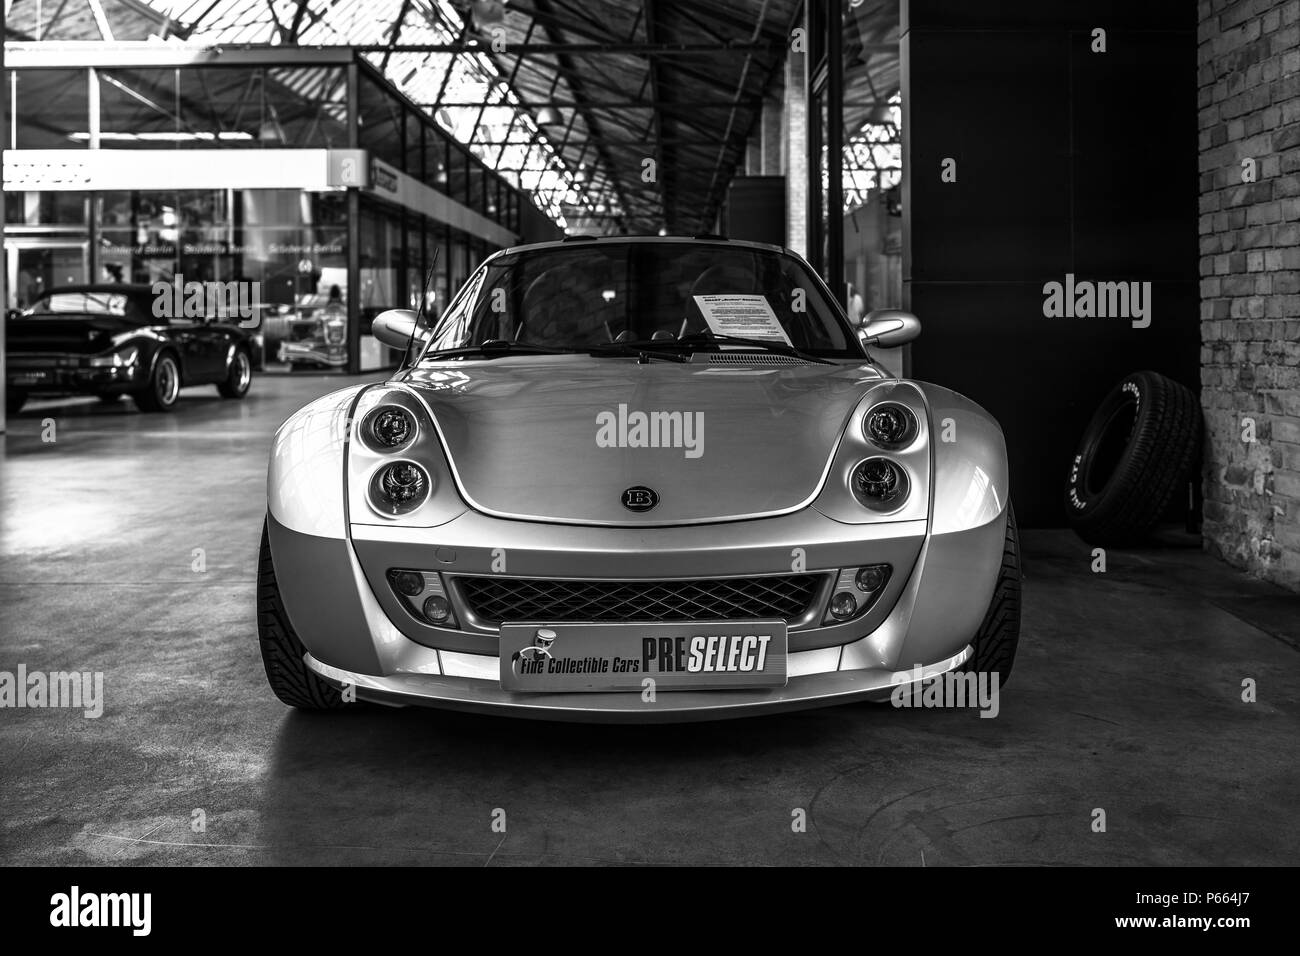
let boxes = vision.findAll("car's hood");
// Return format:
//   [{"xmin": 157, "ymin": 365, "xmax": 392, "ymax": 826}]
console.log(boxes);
[{"xmin": 401, "ymin": 356, "xmax": 889, "ymax": 525}]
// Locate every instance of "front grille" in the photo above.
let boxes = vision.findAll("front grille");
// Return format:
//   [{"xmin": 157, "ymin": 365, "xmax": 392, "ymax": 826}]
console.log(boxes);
[{"xmin": 457, "ymin": 574, "xmax": 823, "ymax": 625}]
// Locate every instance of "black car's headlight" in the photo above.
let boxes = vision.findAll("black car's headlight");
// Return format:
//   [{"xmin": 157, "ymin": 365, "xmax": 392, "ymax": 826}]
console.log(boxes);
[{"xmin": 87, "ymin": 346, "xmax": 140, "ymax": 368}]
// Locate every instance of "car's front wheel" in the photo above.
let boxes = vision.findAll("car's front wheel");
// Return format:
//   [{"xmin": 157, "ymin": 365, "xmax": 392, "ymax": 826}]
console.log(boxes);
[
  {"xmin": 134, "ymin": 352, "xmax": 181, "ymax": 413},
  {"xmin": 963, "ymin": 505, "xmax": 1022, "ymax": 685},
  {"xmin": 5, "ymin": 390, "xmax": 26, "ymax": 416},
  {"xmin": 217, "ymin": 346, "xmax": 252, "ymax": 399},
  {"xmin": 257, "ymin": 520, "xmax": 349, "ymax": 710}
]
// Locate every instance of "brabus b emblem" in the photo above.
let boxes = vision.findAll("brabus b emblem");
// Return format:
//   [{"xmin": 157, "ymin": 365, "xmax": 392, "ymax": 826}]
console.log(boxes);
[{"xmin": 622, "ymin": 486, "xmax": 659, "ymax": 512}]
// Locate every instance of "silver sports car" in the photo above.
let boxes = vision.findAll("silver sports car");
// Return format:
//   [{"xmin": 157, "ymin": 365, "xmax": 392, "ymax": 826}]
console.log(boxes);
[{"xmin": 259, "ymin": 236, "xmax": 1020, "ymax": 721}]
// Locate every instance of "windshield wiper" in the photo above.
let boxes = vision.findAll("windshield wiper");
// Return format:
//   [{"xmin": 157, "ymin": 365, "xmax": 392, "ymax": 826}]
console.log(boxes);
[
  {"xmin": 675, "ymin": 332, "xmax": 834, "ymax": 365},
  {"xmin": 425, "ymin": 340, "xmax": 576, "ymax": 360},
  {"xmin": 587, "ymin": 340, "xmax": 690, "ymax": 363}
]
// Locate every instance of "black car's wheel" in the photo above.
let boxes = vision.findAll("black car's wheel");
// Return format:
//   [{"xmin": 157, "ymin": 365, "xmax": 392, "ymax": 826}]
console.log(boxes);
[
  {"xmin": 257, "ymin": 521, "xmax": 349, "ymax": 710},
  {"xmin": 1065, "ymin": 370, "xmax": 1201, "ymax": 546},
  {"xmin": 5, "ymin": 391, "xmax": 26, "ymax": 416},
  {"xmin": 963, "ymin": 505, "xmax": 1022, "ymax": 685},
  {"xmin": 134, "ymin": 351, "xmax": 181, "ymax": 413},
  {"xmin": 217, "ymin": 346, "xmax": 252, "ymax": 399}
]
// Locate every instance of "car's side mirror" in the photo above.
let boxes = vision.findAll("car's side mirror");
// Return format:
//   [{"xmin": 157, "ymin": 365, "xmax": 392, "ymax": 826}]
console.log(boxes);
[
  {"xmin": 372, "ymin": 309, "xmax": 419, "ymax": 349},
  {"xmin": 858, "ymin": 309, "xmax": 921, "ymax": 348}
]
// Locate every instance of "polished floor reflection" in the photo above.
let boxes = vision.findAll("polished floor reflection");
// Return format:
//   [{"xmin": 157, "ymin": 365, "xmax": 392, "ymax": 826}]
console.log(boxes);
[{"xmin": 1, "ymin": 374, "xmax": 1298, "ymax": 865}]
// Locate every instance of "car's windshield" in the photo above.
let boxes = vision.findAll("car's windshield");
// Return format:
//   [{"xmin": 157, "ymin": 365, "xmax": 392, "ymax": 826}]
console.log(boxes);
[
  {"xmin": 23, "ymin": 291, "xmax": 145, "ymax": 321},
  {"xmin": 420, "ymin": 241, "xmax": 861, "ymax": 359}
]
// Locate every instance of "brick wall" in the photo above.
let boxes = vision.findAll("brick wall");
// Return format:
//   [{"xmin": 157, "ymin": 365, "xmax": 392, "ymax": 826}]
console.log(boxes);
[{"xmin": 1198, "ymin": 0, "xmax": 1300, "ymax": 591}]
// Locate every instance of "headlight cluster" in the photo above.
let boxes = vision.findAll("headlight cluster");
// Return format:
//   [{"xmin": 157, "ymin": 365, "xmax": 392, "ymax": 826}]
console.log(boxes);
[
  {"xmin": 359, "ymin": 405, "xmax": 435, "ymax": 517},
  {"xmin": 850, "ymin": 401, "xmax": 918, "ymax": 513}
]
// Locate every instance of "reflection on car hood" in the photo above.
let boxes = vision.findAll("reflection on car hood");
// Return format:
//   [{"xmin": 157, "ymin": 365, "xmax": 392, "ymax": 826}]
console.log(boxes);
[{"xmin": 401, "ymin": 356, "xmax": 888, "ymax": 524}]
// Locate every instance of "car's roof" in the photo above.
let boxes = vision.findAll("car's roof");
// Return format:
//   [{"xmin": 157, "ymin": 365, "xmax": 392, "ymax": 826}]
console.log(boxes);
[{"xmin": 496, "ymin": 234, "xmax": 790, "ymax": 259}]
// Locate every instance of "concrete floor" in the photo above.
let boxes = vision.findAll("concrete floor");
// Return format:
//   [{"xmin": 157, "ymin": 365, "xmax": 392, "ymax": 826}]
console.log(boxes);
[{"xmin": 1, "ymin": 374, "xmax": 1298, "ymax": 866}]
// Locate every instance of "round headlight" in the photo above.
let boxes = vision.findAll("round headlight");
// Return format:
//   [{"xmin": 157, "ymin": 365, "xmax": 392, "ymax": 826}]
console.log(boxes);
[
  {"xmin": 851, "ymin": 457, "xmax": 908, "ymax": 510},
  {"xmin": 366, "ymin": 405, "xmax": 415, "ymax": 449},
  {"xmin": 371, "ymin": 461, "xmax": 431, "ymax": 515},
  {"xmin": 864, "ymin": 402, "xmax": 918, "ymax": 449}
]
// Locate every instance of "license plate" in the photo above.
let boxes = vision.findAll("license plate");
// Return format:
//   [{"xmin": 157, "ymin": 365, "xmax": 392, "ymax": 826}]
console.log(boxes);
[
  {"xmin": 499, "ymin": 620, "xmax": 788, "ymax": 693},
  {"xmin": 10, "ymin": 371, "xmax": 51, "ymax": 386}
]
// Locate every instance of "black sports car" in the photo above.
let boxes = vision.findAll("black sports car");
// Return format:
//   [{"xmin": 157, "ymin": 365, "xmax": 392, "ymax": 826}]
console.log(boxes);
[{"xmin": 5, "ymin": 284, "xmax": 254, "ymax": 415}]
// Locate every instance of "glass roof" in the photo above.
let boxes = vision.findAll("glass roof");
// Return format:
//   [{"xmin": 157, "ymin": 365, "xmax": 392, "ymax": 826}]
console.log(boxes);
[{"xmin": 131, "ymin": 0, "xmax": 590, "ymax": 228}]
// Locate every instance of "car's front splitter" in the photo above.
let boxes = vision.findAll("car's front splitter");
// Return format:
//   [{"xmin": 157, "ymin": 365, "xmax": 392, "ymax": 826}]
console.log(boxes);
[{"xmin": 303, "ymin": 644, "xmax": 972, "ymax": 723}]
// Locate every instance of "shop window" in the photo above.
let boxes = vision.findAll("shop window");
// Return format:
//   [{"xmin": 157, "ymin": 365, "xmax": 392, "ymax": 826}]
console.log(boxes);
[
  {"xmin": 358, "ymin": 75, "xmax": 404, "ymax": 172},
  {"xmin": 447, "ymin": 146, "xmax": 469, "ymax": 205},
  {"xmin": 428, "ymin": 130, "xmax": 451, "ymax": 194},
  {"xmin": 264, "ymin": 67, "xmax": 348, "ymax": 148},
  {"xmin": 5, "ymin": 69, "xmax": 87, "ymax": 149},
  {"xmin": 5, "ymin": 192, "xmax": 88, "ymax": 226}
]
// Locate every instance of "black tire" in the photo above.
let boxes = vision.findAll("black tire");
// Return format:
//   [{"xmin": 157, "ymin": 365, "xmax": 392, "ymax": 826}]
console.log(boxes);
[
  {"xmin": 257, "ymin": 520, "xmax": 348, "ymax": 710},
  {"xmin": 217, "ymin": 346, "xmax": 252, "ymax": 399},
  {"xmin": 133, "ymin": 351, "xmax": 181, "ymax": 413},
  {"xmin": 5, "ymin": 390, "xmax": 25, "ymax": 416},
  {"xmin": 964, "ymin": 505, "xmax": 1022, "ymax": 685},
  {"xmin": 1065, "ymin": 370, "xmax": 1201, "ymax": 546}
]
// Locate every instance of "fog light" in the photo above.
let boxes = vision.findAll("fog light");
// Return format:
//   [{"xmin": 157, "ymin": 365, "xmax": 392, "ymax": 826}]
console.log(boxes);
[
  {"xmin": 856, "ymin": 566, "xmax": 887, "ymax": 592},
  {"xmin": 829, "ymin": 591, "xmax": 858, "ymax": 620},
  {"xmin": 422, "ymin": 594, "xmax": 451, "ymax": 623},
  {"xmin": 390, "ymin": 570, "xmax": 424, "ymax": 596}
]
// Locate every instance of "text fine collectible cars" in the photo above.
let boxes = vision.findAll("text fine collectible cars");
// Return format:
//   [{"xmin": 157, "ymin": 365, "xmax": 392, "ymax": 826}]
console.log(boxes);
[
  {"xmin": 259, "ymin": 236, "xmax": 1019, "ymax": 721},
  {"xmin": 6, "ymin": 284, "xmax": 254, "ymax": 414}
]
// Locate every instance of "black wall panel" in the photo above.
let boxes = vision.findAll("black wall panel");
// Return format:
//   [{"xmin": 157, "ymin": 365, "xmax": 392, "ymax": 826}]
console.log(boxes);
[{"xmin": 901, "ymin": 0, "xmax": 1200, "ymax": 527}]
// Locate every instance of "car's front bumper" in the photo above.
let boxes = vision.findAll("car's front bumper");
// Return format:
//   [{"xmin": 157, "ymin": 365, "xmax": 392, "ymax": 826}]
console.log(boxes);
[
  {"xmin": 7, "ymin": 354, "xmax": 144, "ymax": 394},
  {"xmin": 267, "ymin": 503, "xmax": 1006, "ymax": 722},
  {"xmin": 303, "ymin": 644, "xmax": 973, "ymax": 722},
  {"xmin": 279, "ymin": 341, "xmax": 347, "ymax": 366}
]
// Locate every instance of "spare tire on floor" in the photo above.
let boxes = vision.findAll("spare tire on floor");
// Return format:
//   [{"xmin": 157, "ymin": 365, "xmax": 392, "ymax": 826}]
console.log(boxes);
[{"xmin": 1065, "ymin": 370, "xmax": 1201, "ymax": 546}]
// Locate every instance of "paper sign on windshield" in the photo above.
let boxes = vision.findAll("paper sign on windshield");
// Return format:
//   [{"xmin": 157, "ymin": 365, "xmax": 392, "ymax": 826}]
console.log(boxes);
[{"xmin": 693, "ymin": 294, "xmax": 792, "ymax": 345}]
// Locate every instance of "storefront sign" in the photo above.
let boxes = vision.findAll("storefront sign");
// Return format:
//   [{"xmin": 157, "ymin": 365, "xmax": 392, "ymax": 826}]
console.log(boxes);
[
  {"xmin": 369, "ymin": 159, "xmax": 399, "ymax": 194},
  {"xmin": 3, "ymin": 149, "xmax": 368, "ymax": 192}
]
